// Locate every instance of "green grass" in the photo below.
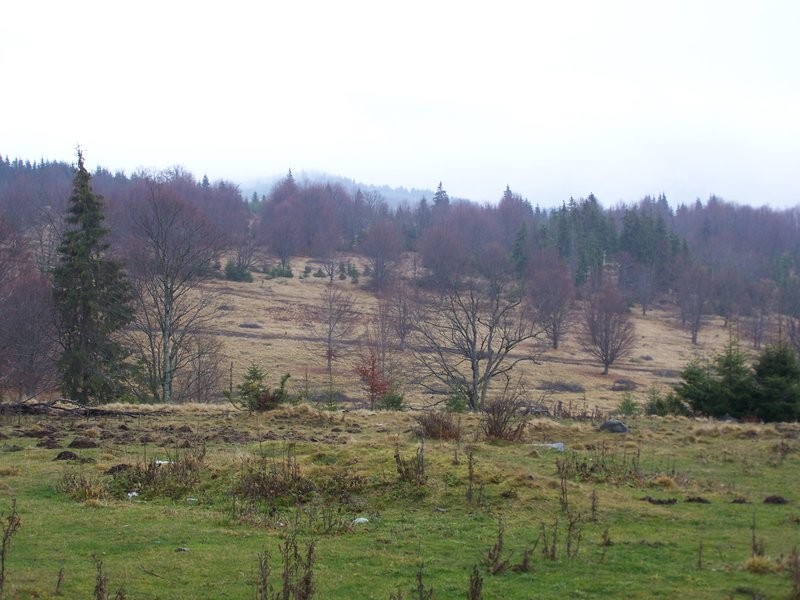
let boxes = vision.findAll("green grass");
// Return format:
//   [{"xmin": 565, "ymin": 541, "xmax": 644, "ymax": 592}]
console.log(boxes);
[{"xmin": 0, "ymin": 409, "xmax": 799, "ymax": 598}]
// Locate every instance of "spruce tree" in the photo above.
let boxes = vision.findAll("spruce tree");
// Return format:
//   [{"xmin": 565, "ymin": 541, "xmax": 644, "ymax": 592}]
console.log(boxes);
[
  {"xmin": 753, "ymin": 343, "xmax": 800, "ymax": 422},
  {"xmin": 52, "ymin": 151, "xmax": 132, "ymax": 404}
]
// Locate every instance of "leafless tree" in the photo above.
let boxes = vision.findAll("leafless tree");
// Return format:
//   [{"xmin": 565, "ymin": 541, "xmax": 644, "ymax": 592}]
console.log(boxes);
[
  {"xmin": 316, "ymin": 249, "xmax": 340, "ymax": 284},
  {"xmin": 387, "ymin": 281, "xmax": 414, "ymax": 350},
  {"xmin": 412, "ymin": 277, "xmax": 541, "ymax": 411},
  {"xmin": 234, "ymin": 222, "xmax": 258, "ymax": 272},
  {"xmin": 173, "ymin": 335, "xmax": 225, "ymax": 403},
  {"xmin": 29, "ymin": 206, "xmax": 65, "ymax": 276},
  {"xmin": 360, "ymin": 219, "xmax": 404, "ymax": 292},
  {"xmin": 743, "ymin": 278, "xmax": 776, "ymax": 349},
  {"xmin": 581, "ymin": 281, "xmax": 636, "ymax": 375},
  {"xmin": 0, "ymin": 220, "xmax": 58, "ymax": 399},
  {"xmin": 527, "ymin": 251, "xmax": 574, "ymax": 349},
  {"xmin": 355, "ymin": 302, "xmax": 402, "ymax": 409},
  {"xmin": 314, "ymin": 285, "xmax": 357, "ymax": 385},
  {"xmin": 124, "ymin": 180, "xmax": 226, "ymax": 403},
  {"xmin": 677, "ymin": 264, "xmax": 711, "ymax": 345},
  {"xmin": 0, "ymin": 272, "xmax": 58, "ymax": 400}
]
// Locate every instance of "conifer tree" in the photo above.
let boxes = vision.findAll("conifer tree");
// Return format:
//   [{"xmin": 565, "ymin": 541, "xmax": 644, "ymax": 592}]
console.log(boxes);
[{"xmin": 52, "ymin": 150, "xmax": 132, "ymax": 404}]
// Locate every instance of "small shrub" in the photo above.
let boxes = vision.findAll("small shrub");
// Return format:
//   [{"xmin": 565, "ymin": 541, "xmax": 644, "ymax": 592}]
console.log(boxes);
[
  {"xmin": 237, "ymin": 446, "xmax": 315, "ymax": 505},
  {"xmin": 0, "ymin": 499, "xmax": 21, "ymax": 598},
  {"xmin": 395, "ymin": 443, "xmax": 426, "ymax": 486},
  {"xmin": 267, "ymin": 264, "xmax": 293, "ymax": 279},
  {"xmin": 741, "ymin": 555, "xmax": 780, "ymax": 574},
  {"xmin": 644, "ymin": 387, "xmax": 689, "ymax": 416},
  {"xmin": 616, "ymin": 392, "xmax": 640, "ymax": 418},
  {"xmin": 379, "ymin": 392, "xmax": 405, "ymax": 411},
  {"xmin": 481, "ymin": 385, "xmax": 528, "ymax": 441},
  {"xmin": 415, "ymin": 411, "xmax": 461, "ymax": 441},
  {"xmin": 224, "ymin": 260, "xmax": 253, "ymax": 282},
  {"xmin": 445, "ymin": 389, "xmax": 469, "ymax": 413},
  {"xmin": 109, "ymin": 444, "xmax": 206, "ymax": 500},
  {"xmin": 261, "ymin": 533, "xmax": 317, "ymax": 599},
  {"xmin": 57, "ymin": 471, "xmax": 107, "ymax": 502},
  {"xmin": 225, "ymin": 365, "xmax": 291, "ymax": 412},
  {"xmin": 483, "ymin": 520, "xmax": 510, "ymax": 575}
]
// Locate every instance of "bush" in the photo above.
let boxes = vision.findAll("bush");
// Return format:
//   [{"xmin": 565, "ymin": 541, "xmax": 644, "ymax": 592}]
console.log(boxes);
[
  {"xmin": 266, "ymin": 264, "xmax": 293, "ymax": 279},
  {"xmin": 674, "ymin": 338, "xmax": 799, "ymax": 421},
  {"xmin": 481, "ymin": 388, "xmax": 528, "ymax": 441},
  {"xmin": 379, "ymin": 392, "xmax": 405, "ymax": 411},
  {"xmin": 224, "ymin": 260, "xmax": 253, "ymax": 282},
  {"xmin": 644, "ymin": 387, "xmax": 689, "ymax": 416},
  {"xmin": 445, "ymin": 389, "xmax": 469, "ymax": 413},
  {"xmin": 224, "ymin": 365, "xmax": 291, "ymax": 411},
  {"xmin": 616, "ymin": 392, "xmax": 640, "ymax": 418},
  {"xmin": 415, "ymin": 411, "xmax": 461, "ymax": 440}
]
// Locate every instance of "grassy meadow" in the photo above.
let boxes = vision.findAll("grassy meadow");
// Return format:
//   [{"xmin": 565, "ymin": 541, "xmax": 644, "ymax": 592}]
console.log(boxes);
[{"xmin": 1, "ymin": 263, "xmax": 798, "ymax": 599}]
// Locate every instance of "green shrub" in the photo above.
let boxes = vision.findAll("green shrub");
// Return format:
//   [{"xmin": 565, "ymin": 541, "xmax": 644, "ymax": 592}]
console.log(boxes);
[
  {"xmin": 379, "ymin": 391, "xmax": 405, "ymax": 411},
  {"xmin": 224, "ymin": 260, "xmax": 253, "ymax": 282},
  {"xmin": 644, "ymin": 387, "xmax": 689, "ymax": 416},
  {"xmin": 266, "ymin": 264, "xmax": 293, "ymax": 279},
  {"xmin": 224, "ymin": 365, "xmax": 291, "ymax": 412},
  {"xmin": 445, "ymin": 389, "xmax": 469, "ymax": 413},
  {"xmin": 616, "ymin": 392, "xmax": 640, "ymax": 418}
]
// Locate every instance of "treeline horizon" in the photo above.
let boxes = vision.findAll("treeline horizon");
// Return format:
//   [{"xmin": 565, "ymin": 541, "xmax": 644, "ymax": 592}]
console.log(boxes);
[{"xmin": 1, "ymin": 152, "xmax": 799, "ymax": 404}]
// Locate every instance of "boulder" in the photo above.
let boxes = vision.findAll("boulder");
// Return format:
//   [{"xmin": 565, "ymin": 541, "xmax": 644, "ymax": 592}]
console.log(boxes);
[{"xmin": 599, "ymin": 419, "xmax": 629, "ymax": 433}]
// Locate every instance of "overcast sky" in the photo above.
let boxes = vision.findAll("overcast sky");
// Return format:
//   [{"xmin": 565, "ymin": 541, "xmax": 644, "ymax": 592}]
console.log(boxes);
[{"xmin": 2, "ymin": 1, "xmax": 799, "ymax": 208}]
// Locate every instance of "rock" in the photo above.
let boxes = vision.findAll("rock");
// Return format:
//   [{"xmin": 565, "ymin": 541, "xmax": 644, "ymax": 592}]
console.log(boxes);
[
  {"xmin": 611, "ymin": 379, "xmax": 637, "ymax": 391},
  {"xmin": 54, "ymin": 450, "xmax": 80, "ymax": 461},
  {"xmin": 599, "ymin": 419, "xmax": 629, "ymax": 434}
]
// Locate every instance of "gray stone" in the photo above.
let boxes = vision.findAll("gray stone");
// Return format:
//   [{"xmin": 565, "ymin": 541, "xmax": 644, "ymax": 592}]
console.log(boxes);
[{"xmin": 599, "ymin": 419, "xmax": 629, "ymax": 433}]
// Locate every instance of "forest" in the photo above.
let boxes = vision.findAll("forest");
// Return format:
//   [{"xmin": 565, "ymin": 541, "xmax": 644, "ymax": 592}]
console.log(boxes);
[{"xmin": 1, "ymin": 153, "xmax": 799, "ymax": 417}]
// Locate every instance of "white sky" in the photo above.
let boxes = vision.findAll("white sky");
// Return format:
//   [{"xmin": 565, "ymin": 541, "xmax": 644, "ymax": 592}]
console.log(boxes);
[{"xmin": 2, "ymin": 0, "xmax": 799, "ymax": 208}]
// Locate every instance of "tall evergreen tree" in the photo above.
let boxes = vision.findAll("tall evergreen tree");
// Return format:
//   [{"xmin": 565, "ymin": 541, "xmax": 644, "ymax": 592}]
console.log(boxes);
[
  {"xmin": 52, "ymin": 151, "xmax": 132, "ymax": 404},
  {"xmin": 752, "ymin": 342, "xmax": 800, "ymax": 422}
]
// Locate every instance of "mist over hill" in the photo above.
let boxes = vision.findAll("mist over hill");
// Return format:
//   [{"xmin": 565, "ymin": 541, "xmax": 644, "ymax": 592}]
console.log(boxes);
[{"xmin": 240, "ymin": 170, "xmax": 438, "ymax": 208}]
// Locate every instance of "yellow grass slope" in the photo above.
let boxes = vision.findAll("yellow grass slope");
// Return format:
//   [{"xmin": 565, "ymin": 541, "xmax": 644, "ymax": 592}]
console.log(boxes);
[{"xmin": 202, "ymin": 262, "xmax": 732, "ymax": 413}]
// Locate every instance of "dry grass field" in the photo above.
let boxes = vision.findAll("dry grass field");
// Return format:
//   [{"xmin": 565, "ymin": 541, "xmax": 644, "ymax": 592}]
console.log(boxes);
[{"xmin": 202, "ymin": 256, "xmax": 736, "ymax": 414}]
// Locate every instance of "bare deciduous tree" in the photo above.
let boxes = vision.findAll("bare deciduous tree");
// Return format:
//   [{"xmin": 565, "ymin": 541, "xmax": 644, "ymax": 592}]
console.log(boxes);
[
  {"xmin": 0, "ymin": 272, "xmax": 57, "ymax": 400},
  {"xmin": 527, "ymin": 251, "xmax": 574, "ymax": 349},
  {"xmin": 315, "ymin": 285, "xmax": 357, "ymax": 385},
  {"xmin": 360, "ymin": 219, "xmax": 404, "ymax": 292},
  {"xmin": 125, "ymin": 181, "xmax": 226, "ymax": 403},
  {"xmin": 581, "ymin": 281, "xmax": 636, "ymax": 375},
  {"xmin": 412, "ymin": 278, "xmax": 541, "ymax": 411},
  {"xmin": 388, "ymin": 282, "xmax": 414, "ymax": 350},
  {"xmin": 677, "ymin": 264, "xmax": 711, "ymax": 345}
]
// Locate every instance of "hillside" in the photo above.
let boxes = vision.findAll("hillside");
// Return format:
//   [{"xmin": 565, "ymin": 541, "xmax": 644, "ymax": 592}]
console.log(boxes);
[{"xmin": 204, "ymin": 258, "xmax": 734, "ymax": 414}]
